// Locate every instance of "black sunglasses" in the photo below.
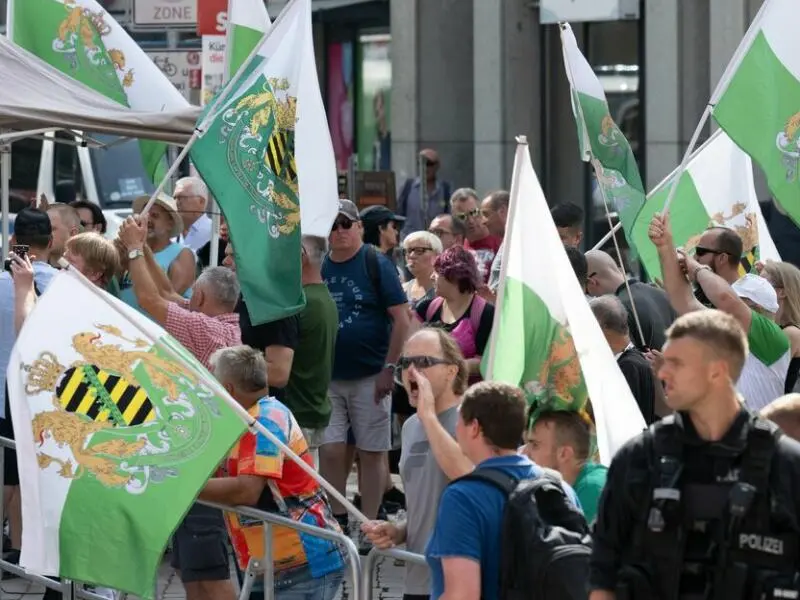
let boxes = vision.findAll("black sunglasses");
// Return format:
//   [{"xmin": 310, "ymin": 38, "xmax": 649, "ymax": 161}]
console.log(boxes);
[
  {"xmin": 332, "ymin": 219, "xmax": 354, "ymax": 231},
  {"xmin": 694, "ymin": 246, "xmax": 725, "ymax": 258},
  {"xmin": 394, "ymin": 355, "xmax": 451, "ymax": 384}
]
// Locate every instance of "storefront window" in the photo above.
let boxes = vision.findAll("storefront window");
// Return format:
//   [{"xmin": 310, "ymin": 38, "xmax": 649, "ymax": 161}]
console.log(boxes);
[{"xmin": 356, "ymin": 33, "xmax": 391, "ymax": 172}]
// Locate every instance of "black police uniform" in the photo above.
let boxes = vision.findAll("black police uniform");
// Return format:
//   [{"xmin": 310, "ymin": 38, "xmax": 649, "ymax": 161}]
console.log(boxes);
[{"xmin": 591, "ymin": 409, "xmax": 800, "ymax": 599}]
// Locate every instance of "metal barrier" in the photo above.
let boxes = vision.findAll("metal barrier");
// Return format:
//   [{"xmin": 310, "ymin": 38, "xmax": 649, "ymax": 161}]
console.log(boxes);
[
  {"xmin": 0, "ymin": 436, "xmax": 360, "ymax": 600},
  {"xmin": 361, "ymin": 547, "xmax": 427, "ymax": 600}
]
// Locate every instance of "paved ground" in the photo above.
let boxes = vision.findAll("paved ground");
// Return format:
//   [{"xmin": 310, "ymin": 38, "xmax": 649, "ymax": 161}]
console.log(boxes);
[{"xmin": 0, "ymin": 474, "xmax": 413, "ymax": 600}]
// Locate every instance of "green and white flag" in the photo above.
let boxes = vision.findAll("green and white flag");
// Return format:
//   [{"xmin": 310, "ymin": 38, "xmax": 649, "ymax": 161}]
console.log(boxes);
[
  {"xmin": 712, "ymin": 0, "xmax": 800, "ymax": 227},
  {"xmin": 191, "ymin": 0, "xmax": 338, "ymax": 325},
  {"xmin": 632, "ymin": 129, "xmax": 780, "ymax": 280},
  {"xmin": 227, "ymin": 0, "xmax": 271, "ymax": 78},
  {"xmin": 7, "ymin": 271, "xmax": 246, "ymax": 598},
  {"xmin": 560, "ymin": 23, "xmax": 646, "ymax": 239},
  {"xmin": 485, "ymin": 139, "xmax": 645, "ymax": 465},
  {"xmin": 7, "ymin": 0, "xmax": 189, "ymax": 181}
]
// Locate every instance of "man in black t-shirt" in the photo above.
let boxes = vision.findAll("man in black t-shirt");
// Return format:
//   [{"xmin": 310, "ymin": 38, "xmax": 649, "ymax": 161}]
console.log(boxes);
[
  {"xmin": 586, "ymin": 249, "xmax": 676, "ymax": 351},
  {"xmin": 590, "ymin": 295, "xmax": 657, "ymax": 424},
  {"xmin": 224, "ymin": 243, "xmax": 298, "ymax": 400}
]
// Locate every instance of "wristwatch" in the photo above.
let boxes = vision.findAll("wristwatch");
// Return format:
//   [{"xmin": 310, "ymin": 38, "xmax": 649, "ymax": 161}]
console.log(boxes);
[
  {"xmin": 691, "ymin": 264, "xmax": 712, "ymax": 282},
  {"xmin": 128, "ymin": 248, "xmax": 144, "ymax": 261}
]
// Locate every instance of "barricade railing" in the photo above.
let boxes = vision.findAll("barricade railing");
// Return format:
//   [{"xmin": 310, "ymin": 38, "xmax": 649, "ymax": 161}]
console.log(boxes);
[
  {"xmin": 361, "ymin": 546, "xmax": 427, "ymax": 600},
  {"xmin": 0, "ymin": 435, "xmax": 361, "ymax": 600}
]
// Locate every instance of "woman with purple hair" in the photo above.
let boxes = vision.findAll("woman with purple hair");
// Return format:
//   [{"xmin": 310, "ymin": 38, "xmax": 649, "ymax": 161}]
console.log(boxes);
[{"xmin": 414, "ymin": 245, "xmax": 495, "ymax": 381}]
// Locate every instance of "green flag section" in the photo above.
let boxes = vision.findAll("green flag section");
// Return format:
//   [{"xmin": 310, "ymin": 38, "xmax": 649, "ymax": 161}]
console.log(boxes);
[
  {"xmin": 191, "ymin": 0, "xmax": 338, "ymax": 325},
  {"xmin": 227, "ymin": 0, "xmax": 271, "ymax": 78},
  {"xmin": 7, "ymin": 272, "xmax": 247, "ymax": 599},
  {"xmin": 8, "ymin": 0, "xmax": 190, "ymax": 181},
  {"xmin": 632, "ymin": 130, "xmax": 780, "ymax": 280},
  {"xmin": 484, "ymin": 139, "xmax": 646, "ymax": 465},
  {"xmin": 712, "ymin": 0, "xmax": 800, "ymax": 228},
  {"xmin": 560, "ymin": 23, "xmax": 646, "ymax": 240}
]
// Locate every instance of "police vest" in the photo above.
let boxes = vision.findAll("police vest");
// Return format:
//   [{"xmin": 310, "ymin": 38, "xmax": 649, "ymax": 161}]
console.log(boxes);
[{"xmin": 617, "ymin": 414, "xmax": 799, "ymax": 600}]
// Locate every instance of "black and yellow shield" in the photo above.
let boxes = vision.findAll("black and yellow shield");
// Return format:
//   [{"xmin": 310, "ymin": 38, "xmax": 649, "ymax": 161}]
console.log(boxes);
[{"xmin": 55, "ymin": 365, "xmax": 156, "ymax": 427}]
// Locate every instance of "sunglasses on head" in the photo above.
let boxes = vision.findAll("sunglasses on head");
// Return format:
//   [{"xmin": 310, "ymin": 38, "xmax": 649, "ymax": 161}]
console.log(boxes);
[
  {"xmin": 332, "ymin": 219, "xmax": 354, "ymax": 231},
  {"xmin": 694, "ymin": 246, "xmax": 725, "ymax": 258},
  {"xmin": 454, "ymin": 208, "xmax": 480, "ymax": 221}
]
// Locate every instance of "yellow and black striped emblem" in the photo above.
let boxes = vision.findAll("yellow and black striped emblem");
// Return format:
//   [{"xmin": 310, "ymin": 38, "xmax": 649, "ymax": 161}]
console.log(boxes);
[
  {"xmin": 266, "ymin": 130, "xmax": 298, "ymax": 184},
  {"xmin": 739, "ymin": 247, "xmax": 758, "ymax": 276},
  {"xmin": 55, "ymin": 365, "xmax": 156, "ymax": 427}
]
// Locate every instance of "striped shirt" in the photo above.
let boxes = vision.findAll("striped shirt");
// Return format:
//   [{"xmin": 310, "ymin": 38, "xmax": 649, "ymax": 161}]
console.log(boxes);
[{"xmin": 738, "ymin": 312, "xmax": 790, "ymax": 412}]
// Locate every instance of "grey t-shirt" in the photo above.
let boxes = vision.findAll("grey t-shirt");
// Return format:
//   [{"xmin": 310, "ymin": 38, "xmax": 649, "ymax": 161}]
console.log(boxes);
[{"xmin": 399, "ymin": 406, "xmax": 460, "ymax": 595}]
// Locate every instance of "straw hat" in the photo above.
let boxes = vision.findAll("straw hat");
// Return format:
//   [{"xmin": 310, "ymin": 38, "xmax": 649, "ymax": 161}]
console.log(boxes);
[{"xmin": 132, "ymin": 193, "xmax": 184, "ymax": 239}]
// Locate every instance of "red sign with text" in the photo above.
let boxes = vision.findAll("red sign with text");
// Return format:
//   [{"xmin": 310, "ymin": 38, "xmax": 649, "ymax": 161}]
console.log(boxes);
[{"xmin": 197, "ymin": 0, "xmax": 228, "ymax": 35}]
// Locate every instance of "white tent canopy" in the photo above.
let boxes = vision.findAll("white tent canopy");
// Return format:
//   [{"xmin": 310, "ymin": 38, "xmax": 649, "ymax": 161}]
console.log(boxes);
[{"xmin": 0, "ymin": 36, "xmax": 200, "ymax": 144}]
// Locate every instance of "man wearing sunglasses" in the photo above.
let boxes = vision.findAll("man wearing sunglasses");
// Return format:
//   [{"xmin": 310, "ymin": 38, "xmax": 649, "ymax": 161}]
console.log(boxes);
[
  {"xmin": 650, "ymin": 213, "xmax": 790, "ymax": 412},
  {"xmin": 362, "ymin": 328, "xmax": 470, "ymax": 600},
  {"xmin": 321, "ymin": 199, "xmax": 411, "ymax": 545},
  {"xmin": 692, "ymin": 226, "xmax": 745, "ymax": 287},
  {"xmin": 450, "ymin": 188, "xmax": 502, "ymax": 283},
  {"xmin": 397, "ymin": 149, "xmax": 452, "ymax": 238}
]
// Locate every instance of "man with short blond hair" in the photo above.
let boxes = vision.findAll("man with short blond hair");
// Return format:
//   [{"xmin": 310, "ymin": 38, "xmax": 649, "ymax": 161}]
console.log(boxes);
[{"xmin": 46, "ymin": 203, "xmax": 81, "ymax": 267}]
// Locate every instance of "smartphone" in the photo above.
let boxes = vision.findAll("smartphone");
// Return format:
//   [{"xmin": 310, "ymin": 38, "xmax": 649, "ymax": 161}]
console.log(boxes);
[{"xmin": 4, "ymin": 244, "xmax": 30, "ymax": 272}]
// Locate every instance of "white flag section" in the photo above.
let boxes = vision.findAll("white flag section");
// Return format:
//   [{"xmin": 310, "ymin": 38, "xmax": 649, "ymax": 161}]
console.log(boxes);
[
  {"xmin": 488, "ymin": 139, "xmax": 646, "ymax": 464},
  {"xmin": 632, "ymin": 129, "xmax": 781, "ymax": 280},
  {"xmin": 6, "ymin": 271, "xmax": 247, "ymax": 598},
  {"xmin": 226, "ymin": 0, "xmax": 271, "ymax": 78}
]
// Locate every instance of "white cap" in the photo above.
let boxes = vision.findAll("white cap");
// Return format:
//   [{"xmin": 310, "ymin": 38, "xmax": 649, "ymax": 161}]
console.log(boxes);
[{"xmin": 732, "ymin": 274, "xmax": 779, "ymax": 314}]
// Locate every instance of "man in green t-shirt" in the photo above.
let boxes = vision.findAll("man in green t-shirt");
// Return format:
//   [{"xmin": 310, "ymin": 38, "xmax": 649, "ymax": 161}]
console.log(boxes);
[
  {"xmin": 523, "ymin": 410, "xmax": 607, "ymax": 524},
  {"xmin": 284, "ymin": 236, "xmax": 339, "ymax": 466}
]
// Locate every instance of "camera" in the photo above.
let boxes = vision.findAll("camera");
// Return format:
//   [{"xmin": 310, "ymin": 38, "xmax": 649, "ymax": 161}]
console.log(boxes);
[{"xmin": 3, "ymin": 244, "xmax": 30, "ymax": 272}]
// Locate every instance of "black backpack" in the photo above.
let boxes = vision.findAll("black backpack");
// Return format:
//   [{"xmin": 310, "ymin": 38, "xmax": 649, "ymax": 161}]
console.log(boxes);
[{"xmin": 458, "ymin": 468, "xmax": 592, "ymax": 600}]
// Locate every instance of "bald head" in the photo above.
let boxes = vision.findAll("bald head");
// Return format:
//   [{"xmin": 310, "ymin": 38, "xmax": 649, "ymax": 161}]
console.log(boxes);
[
  {"xmin": 585, "ymin": 249, "xmax": 625, "ymax": 297},
  {"xmin": 761, "ymin": 394, "xmax": 800, "ymax": 441},
  {"xmin": 420, "ymin": 148, "xmax": 439, "ymax": 163}
]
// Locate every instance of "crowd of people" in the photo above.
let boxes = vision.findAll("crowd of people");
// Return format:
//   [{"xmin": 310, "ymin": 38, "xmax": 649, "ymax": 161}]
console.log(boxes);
[{"xmin": 2, "ymin": 148, "xmax": 800, "ymax": 599}]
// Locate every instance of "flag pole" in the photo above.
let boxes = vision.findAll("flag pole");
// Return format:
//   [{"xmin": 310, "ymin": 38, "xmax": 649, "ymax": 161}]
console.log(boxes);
[
  {"xmin": 206, "ymin": 0, "xmax": 237, "ymax": 267},
  {"xmin": 558, "ymin": 24, "xmax": 647, "ymax": 346},
  {"xmin": 484, "ymin": 136, "xmax": 527, "ymax": 380},
  {"xmin": 139, "ymin": 0, "xmax": 296, "ymax": 217},
  {"xmin": 57, "ymin": 260, "xmax": 369, "ymax": 524},
  {"xmin": 591, "ymin": 222, "xmax": 621, "ymax": 251}
]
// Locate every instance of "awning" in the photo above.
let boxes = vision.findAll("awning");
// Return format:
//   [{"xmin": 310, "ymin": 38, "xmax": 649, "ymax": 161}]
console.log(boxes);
[{"xmin": 0, "ymin": 36, "xmax": 200, "ymax": 144}]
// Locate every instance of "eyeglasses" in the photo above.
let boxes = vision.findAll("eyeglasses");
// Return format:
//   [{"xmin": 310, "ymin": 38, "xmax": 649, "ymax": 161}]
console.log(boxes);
[
  {"xmin": 404, "ymin": 247, "xmax": 433, "ymax": 256},
  {"xmin": 454, "ymin": 208, "xmax": 480, "ymax": 221},
  {"xmin": 694, "ymin": 246, "xmax": 725, "ymax": 258},
  {"xmin": 331, "ymin": 219, "xmax": 355, "ymax": 231}
]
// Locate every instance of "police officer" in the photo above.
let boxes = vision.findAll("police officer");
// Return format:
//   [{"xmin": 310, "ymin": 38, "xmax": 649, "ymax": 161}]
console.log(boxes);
[{"xmin": 590, "ymin": 310, "xmax": 800, "ymax": 600}]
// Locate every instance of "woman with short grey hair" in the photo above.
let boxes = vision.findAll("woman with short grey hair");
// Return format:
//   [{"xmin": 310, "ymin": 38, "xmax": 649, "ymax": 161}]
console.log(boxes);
[{"xmin": 402, "ymin": 230, "xmax": 443, "ymax": 306}]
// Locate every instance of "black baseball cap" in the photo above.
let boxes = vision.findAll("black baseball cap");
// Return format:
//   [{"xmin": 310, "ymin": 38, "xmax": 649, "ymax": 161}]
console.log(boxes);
[
  {"xmin": 359, "ymin": 205, "xmax": 405, "ymax": 225},
  {"xmin": 14, "ymin": 207, "xmax": 52, "ymax": 239}
]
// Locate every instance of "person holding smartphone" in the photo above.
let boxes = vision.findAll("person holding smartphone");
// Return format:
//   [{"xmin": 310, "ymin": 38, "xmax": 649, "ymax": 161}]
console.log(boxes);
[{"xmin": 0, "ymin": 207, "xmax": 57, "ymax": 570}]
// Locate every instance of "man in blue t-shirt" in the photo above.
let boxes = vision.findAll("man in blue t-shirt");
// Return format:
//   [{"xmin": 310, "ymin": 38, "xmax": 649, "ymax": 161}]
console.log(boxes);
[
  {"xmin": 426, "ymin": 382, "xmax": 582, "ymax": 600},
  {"xmin": 320, "ymin": 199, "xmax": 411, "ymax": 545}
]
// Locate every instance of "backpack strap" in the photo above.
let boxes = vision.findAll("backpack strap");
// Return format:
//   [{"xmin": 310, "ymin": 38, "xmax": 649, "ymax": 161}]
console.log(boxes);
[
  {"xmin": 469, "ymin": 294, "xmax": 487, "ymax": 333},
  {"xmin": 739, "ymin": 415, "xmax": 780, "ymax": 492},
  {"xmin": 425, "ymin": 296, "xmax": 445, "ymax": 322},
  {"xmin": 452, "ymin": 467, "xmax": 518, "ymax": 496},
  {"xmin": 364, "ymin": 245, "xmax": 385, "ymax": 307},
  {"xmin": 396, "ymin": 178, "xmax": 414, "ymax": 216}
]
